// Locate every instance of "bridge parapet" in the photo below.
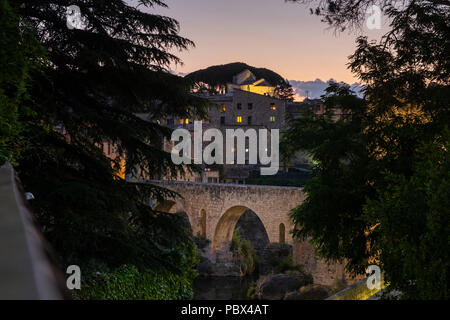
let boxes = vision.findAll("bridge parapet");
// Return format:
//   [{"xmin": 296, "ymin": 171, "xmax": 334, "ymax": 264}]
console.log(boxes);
[{"xmin": 0, "ymin": 163, "xmax": 64, "ymax": 299}]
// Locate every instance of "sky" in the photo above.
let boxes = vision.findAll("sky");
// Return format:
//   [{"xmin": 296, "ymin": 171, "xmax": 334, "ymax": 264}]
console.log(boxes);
[{"xmin": 147, "ymin": 0, "xmax": 389, "ymax": 98}]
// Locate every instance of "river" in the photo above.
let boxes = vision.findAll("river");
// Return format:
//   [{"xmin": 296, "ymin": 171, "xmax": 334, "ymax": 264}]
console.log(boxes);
[{"xmin": 193, "ymin": 276, "xmax": 254, "ymax": 300}]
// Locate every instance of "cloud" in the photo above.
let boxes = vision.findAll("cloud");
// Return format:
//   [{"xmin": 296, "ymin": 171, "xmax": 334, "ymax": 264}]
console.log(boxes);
[
  {"xmin": 169, "ymin": 70, "xmax": 188, "ymax": 77},
  {"xmin": 289, "ymin": 79, "xmax": 363, "ymax": 100}
]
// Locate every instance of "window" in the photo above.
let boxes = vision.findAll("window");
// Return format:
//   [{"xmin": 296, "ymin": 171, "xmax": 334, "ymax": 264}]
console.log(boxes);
[
  {"xmin": 237, "ymin": 103, "xmax": 242, "ymax": 110},
  {"xmin": 237, "ymin": 116, "xmax": 242, "ymax": 123},
  {"xmin": 270, "ymin": 103, "xmax": 277, "ymax": 110},
  {"xmin": 167, "ymin": 118, "xmax": 174, "ymax": 126},
  {"xmin": 200, "ymin": 210, "xmax": 206, "ymax": 237},
  {"xmin": 270, "ymin": 116, "xmax": 276, "ymax": 122},
  {"xmin": 185, "ymin": 119, "xmax": 189, "ymax": 124},
  {"xmin": 279, "ymin": 223, "xmax": 285, "ymax": 244},
  {"xmin": 179, "ymin": 119, "xmax": 184, "ymax": 125},
  {"xmin": 248, "ymin": 103, "xmax": 253, "ymax": 110},
  {"xmin": 220, "ymin": 116, "xmax": 225, "ymax": 125},
  {"xmin": 248, "ymin": 116, "xmax": 252, "ymax": 125},
  {"xmin": 221, "ymin": 105, "xmax": 226, "ymax": 112}
]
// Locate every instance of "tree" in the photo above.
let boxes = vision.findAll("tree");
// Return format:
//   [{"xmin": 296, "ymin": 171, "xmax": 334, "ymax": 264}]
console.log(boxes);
[
  {"xmin": 288, "ymin": 0, "xmax": 450, "ymax": 31},
  {"xmin": 282, "ymin": 82, "xmax": 372, "ymax": 275},
  {"xmin": 0, "ymin": 0, "xmax": 43, "ymax": 164},
  {"xmin": 274, "ymin": 79, "xmax": 295, "ymax": 101},
  {"xmin": 11, "ymin": 0, "xmax": 209, "ymax": 283},
  {"xmin": 364, "ymin": 130, "xmax": 450, "ymax": 299},
  {"xmin": 283, "ymin": 1, "xmax": 450, "ymax": 298},
  {"xmin": 185, "ymin": 62, "xmax": 284, "ymax": 94}
]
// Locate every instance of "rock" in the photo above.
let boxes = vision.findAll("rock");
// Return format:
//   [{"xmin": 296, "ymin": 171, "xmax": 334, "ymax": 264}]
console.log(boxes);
[
  {"xmin": 258, "ymin": 243, "xmax": 292, "ymax": 275},
  {"xmin": 284, "ymin": 284, "xmax": 330, "ymax": 300},
  {"xmin": 258, "ymin": 273, "xmax": 313, "ymax": 300},
  {"xmin": 197, "ymin": 258, "xmax": 213, "ymax": 275}
]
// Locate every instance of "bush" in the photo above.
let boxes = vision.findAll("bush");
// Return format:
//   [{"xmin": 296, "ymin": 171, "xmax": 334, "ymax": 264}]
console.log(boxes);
[
  {"xmin": 276, "ymin": 255, "xmax": 304, "ymax": 274},
  {"xmin": 231, "ymin": 228, "xmax": 258, "ymax": 276},
  {"xmin": 76, "ymin": 264, "xmax": 194, "ymax": 300}
]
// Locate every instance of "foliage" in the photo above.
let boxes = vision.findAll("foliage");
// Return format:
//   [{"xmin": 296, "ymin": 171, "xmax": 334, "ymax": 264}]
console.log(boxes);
[
  {"xmin": 185, "ymin": 62, "xmax": 284, "ymax": 94},
  {"xmin": 76, "ymin": 264, "xmax": 194, "ymax": 300},
  {"xmin": 274, "ymin": 79, "xmax": 295, "ymax": 101},
  {"xmin": 246, "ymin": 281, "xmax": 257, "ymax": 299},
  {"xmin": 7, "ymin": 0, "xmax": 207, "ymax": 294},
  {"xmin": 288, "ymin": 0, "xmax": 450, "ymax": 31},
  {"xmin": 0, "ymin": 0, "xmax": 44, "ymax": 164},
  {"xmin": 231, "ymin": 228, "xmax": 259, "ymax": 276},
  {"xmin": 364, "ymin": 131, "xmax": 450, "ymax": 299},
  {"xmin": 282, "ymin": 82, "xmax": 371, "ymax": 274},
  {"xmin": 194, "ymin": 233, "xmax": 211, "ymax": 250},
  {"xmin": 283, "ymin": 1, "xmax": 450, "ymax": 299},
  {"xmin": 276, "ymin": 255, "xmax": 305, "ymax": 274}
]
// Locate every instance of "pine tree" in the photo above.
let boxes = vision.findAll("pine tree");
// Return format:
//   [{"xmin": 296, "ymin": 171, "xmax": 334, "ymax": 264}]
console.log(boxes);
[{"xmin": 12, "ymin": 0, "xmax": 209, "ymax": 274}]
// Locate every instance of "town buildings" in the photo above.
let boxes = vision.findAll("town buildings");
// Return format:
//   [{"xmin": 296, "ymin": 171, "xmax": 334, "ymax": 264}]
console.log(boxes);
[{"xmin": 108, "ymin": 69, "xmax": 329, "ymax": 184}]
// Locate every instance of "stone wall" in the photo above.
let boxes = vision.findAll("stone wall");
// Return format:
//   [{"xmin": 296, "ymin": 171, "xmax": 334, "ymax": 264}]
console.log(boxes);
[{"xmin": 292, "ymin": 238, "xmax": 362, "ymax": 286}]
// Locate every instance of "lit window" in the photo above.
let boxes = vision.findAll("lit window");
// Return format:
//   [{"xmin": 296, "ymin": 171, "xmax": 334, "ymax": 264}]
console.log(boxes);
[
  {"xmin": 270, "ymin": 116, "xmax": 275, "ymax": 122},
  {"xmin": 270, "ymin": 103, "xmax": 277, "ymax": 111},
  {"xmin": 221, "ymin": 105, "xmax": 226, "ymax": 112},
  {"xmin": 237, "ymin": 116, "xmax": 242, "ymax": 123},
  {"xmin": 179, "ymin": 119, "xmax": 184, "ymax": 125},
  {"xmin": 185, "ymin": 119, "xmax": 189, "ymax": 124}
]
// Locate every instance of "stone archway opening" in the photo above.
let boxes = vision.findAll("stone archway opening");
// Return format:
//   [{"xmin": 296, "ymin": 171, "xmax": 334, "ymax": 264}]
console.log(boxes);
[
  {"xmin": 154, "ymin": 200, "xmax": 177, "ymax": 213},
  {"xmin": 234, "ymin": 209, "xmax": 270, "ymax": 252},
  {"xmin": 154, "ymin": 200, "xmax": 192, "ymax": 233},
  {"xmin": 212, "ymin": 206, "xmax": 269, "ymax": 252}
]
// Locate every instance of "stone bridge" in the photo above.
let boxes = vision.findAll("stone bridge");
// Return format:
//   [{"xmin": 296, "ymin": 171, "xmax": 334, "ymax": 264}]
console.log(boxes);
[
  {"xmin": 150, "ymin": 180, "xmax": 358, "ymax": 286},
  {"xmin": 150, "ymin": 180, "xmax": 305, "ymax": 251}
]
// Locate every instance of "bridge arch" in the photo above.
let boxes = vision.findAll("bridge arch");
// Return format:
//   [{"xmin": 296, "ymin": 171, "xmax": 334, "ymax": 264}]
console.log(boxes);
[
  {"xmin": 154, "ymin": 200, "xmax": 177, "ymax": 213},
  {"xmin": 154, "ymin": 199, "xmax": 193, "ymax": 232},
  {"xmin": 212, "ymin": 205, "xmax": 270, "ymax": 251}
]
